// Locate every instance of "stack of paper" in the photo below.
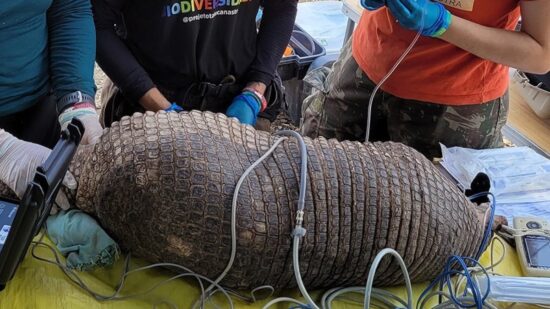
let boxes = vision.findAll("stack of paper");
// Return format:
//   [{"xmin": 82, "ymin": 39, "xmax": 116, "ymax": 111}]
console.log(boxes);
[{"xmin": 440, "ymin": 145, "xmax": 550, "ymax": 225}]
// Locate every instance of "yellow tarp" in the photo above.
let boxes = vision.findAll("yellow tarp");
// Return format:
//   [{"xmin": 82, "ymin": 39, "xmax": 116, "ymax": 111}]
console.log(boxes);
[{"xmin": 0, "ymin": 236, "xmax": 534, "ymax": 308}]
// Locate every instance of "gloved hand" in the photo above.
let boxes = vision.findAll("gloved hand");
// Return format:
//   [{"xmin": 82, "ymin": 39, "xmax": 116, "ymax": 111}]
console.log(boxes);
[
  {"xmin": 0, "ymin": 130, "xmax": 75, "ymax": 213},
  {"xmin": 58, "ymin": 102, "xmax": 103, "ymax": 145},
  {"xmin": 226, "ymin": 91, "xmax": 262, "ymax": 126},
  {"xmin": 360, "ymin": 0, "xmax": 385, "ymax": 11},
  {"xmin": 386, "ymin": 0, "xmax": 452, "ymax": 37},
  {"xmin": 164, "ymin": 102, "xmax": 184, "ymax": 112}
]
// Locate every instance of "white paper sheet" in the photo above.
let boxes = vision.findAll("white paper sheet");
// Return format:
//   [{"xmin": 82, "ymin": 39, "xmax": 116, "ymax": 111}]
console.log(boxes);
[{"xmin": 440, "ymin": 145, "xmax": 550, "ymax": 223}]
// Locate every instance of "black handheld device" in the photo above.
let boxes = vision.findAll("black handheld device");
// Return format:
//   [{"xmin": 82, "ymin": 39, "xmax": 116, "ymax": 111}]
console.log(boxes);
[{"xmin": 0, "ymin": 119, "xmax": 84, "ymax": 291}]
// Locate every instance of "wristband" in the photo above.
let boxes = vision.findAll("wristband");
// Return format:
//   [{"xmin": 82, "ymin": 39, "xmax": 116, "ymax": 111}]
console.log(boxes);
[
  {"xmin": 71, "ymin": 102, "xmax": 96, "ymax": 110},
  {"xmin": 58, "ymin": 102, "xmax": 97, "ymax": 128},
  {"xmin": 431, "ymin": 9, "xmax": 452, "ymax": 37},
  {"xmin": 423, "ymin": 4, "xmax": 452, "ymax": 38},
  {"xmin": 243, "ymin": 88, "xmax": 267, "ymax": 112},
  {"xmin": 57, "ymin": 91, "xmax": 95, "ymax": 113}
]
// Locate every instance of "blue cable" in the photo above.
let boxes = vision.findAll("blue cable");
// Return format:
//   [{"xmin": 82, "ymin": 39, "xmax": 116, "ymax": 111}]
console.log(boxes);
[
  {"xmin": 467, "ymin": 192, "xmax": 497, "ymax": 260},
  {"xmin": 445, "ymin": 256, "xmax": 482, "ymax": 308},
  {"xmin": 417, "ymin": 272, "xmax": 451, "ymax": 309},
  {"xmin": 461, "ymin": 257, "xmax": 491, "ymax": 302},
  {"xmin": 417, "ymin": 192, "xmax": 497, "ymax": 308},
  {"xmin": 417, "ymin": 255, "xmax": 492, "ymax": 309}
]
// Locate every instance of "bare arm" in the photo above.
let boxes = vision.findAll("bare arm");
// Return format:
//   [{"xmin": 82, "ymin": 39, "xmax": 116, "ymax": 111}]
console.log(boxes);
[
  {"xmin": 440, "ymin": 0, "xmax": 550, "ymax": 74},
  {"xmin": 139, "ymin": 88, "xmax": 171, "ymax": 111}
]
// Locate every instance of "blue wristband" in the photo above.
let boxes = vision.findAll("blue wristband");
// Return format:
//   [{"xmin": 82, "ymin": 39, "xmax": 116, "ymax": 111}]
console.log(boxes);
[
  {"xmin": 431, "ymin": 9, "xmax": 452, "ymax": 37},
  {"xmin": 165, "ymin": 103, "xmax": 184, "ymax": 112}
]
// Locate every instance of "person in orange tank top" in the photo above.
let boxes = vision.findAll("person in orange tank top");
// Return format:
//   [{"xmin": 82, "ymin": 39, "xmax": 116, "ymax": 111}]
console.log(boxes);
[{"xmin": 300, "ymin": 0, "xmax": 550, "ymax": 159}]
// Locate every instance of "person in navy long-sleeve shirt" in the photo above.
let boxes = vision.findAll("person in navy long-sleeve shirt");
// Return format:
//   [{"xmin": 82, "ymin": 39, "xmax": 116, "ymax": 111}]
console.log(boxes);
[{"xmin": 93, "ymin": 0, "xmax": 297, "ymax": 129}]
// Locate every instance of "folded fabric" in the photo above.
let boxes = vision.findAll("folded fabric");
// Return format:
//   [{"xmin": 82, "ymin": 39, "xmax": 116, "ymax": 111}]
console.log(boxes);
[{"xmin": 46, "ymin": 210, "xmax": 119, "ymax": 271}]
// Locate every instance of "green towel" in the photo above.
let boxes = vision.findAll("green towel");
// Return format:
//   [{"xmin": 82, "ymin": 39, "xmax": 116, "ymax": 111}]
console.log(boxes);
[{"xmin": 46, "ymin": 210, "xmax": 119, "ymax": 271}]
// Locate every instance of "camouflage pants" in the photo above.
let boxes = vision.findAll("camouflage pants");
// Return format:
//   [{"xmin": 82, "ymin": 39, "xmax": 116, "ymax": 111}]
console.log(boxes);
[{"xmin": 301, "ymin": 40, "xmax": 509, "ymax": 159}]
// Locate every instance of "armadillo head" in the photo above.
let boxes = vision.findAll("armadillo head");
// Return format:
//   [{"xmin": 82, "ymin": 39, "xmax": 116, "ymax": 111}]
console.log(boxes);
[
  {"xmin": 0, "ymin": 182, "xmax": 17, "ymax": 201},
  {"xmin": 65, "ymin": 141, "xmax": 98, "ymax": 205},
  {"xmin": 475, "ymin": 202, "xmax": 508, "ymax": 234}
]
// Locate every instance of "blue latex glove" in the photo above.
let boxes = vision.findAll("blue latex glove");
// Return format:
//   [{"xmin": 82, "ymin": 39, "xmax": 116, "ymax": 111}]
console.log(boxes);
[
  {"xmin": 165, "ymin": 102, "xmax": 184, "ymax": 112},
  {"xmin": 386, "ymin": 0, "xmax": 452, "ymax": 37},
  {"xmin": 360, "ymin": 0, "xmax": 385, "ymax": 10},
  {"xmin": 226, "ymin": 92, "xmax": 262, "ymax": 126}
]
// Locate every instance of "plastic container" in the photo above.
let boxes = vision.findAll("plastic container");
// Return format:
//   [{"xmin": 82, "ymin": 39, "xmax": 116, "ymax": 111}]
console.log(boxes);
[
  {"xmin": 512, "ymin": 70, "xmax": 550, "ymax": 119},
  {"xmin": 275, "ymin": 1, "xmax": 347, "ymax": 126},
  {"xmin": 277, "ymin": 25, "xmax": 325, "ymax": 126},
  {"xmin": 277, "ymin": 24, "xmax": 326, "ymax": 81},
  {"xmin": 478, "ymin": 275, "xmax": 550, "ymax": 305},
  {"xmin": 294, "ymin": 1, "xmax": 348, "ymax": 57}
]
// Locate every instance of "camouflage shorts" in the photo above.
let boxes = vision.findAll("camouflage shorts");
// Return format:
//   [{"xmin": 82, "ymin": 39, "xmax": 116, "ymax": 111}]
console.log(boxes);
[{"xmin": 300, "ymin": 40, "xmax": 509, "ymax": 159}]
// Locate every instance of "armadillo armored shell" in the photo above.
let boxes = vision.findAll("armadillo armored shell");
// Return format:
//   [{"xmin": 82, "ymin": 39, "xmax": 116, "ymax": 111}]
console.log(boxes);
[{"xmin": 1, "ymin": 111, "xmax": 484, "ymax": 290}]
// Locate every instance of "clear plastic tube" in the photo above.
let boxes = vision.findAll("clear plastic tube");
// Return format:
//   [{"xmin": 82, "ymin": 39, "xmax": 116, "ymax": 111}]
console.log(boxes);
[
  {"xmin": 478, "ymin": 275, "xmax": 550, "ymax": 305},
  {"xmin": 364, "ymin": 30, "xmax": 422, "ymax": 142}
]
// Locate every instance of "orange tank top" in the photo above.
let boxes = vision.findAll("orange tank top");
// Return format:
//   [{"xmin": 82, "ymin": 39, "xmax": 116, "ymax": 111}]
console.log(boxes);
[{"xmin": 352, "ymin": 0, "xmax": 522, "ymax": 105}]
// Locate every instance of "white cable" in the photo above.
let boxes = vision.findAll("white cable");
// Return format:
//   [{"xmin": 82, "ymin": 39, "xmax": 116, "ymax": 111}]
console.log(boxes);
[
  {"xmin": 292, "ymin": 235, "xmax": 319, "ymax": 308},
  {"xmin": 364, "ymin": 248, "xmax": 413, "ymax": 309},
  {"xmin": 216, "ymin": 130, "xmax": 315, "ymax": 309},
  {"xmin": 204, "ymin": 137, "xmax": 287, "ymax": 293},
  {"xmin": 320, "ymin": 287, "xmax": 342, "ymax": 308},
  {"xmin": 322, "ymin": 287, "xmax": 408, "ymax": 309},
  {"xmin": 262, "ymin": 297, "xmax": 307, "ymax": 309},
  {"xmin": 365, "ymin": 31, "xmax": 421, "ymax": 142},
  {"xmin": 195, "ymin": 131, "xmax": 312, "ymax": 308},
  {"xmin": 364, "ymin": 30, "xmax": 422, "ymax": 142},
  {"xmin": 224, "ymin": 286, "xmax": 275, "ymax": 303},
  {"xmin": 274, "ymin": 131, "xmax": 318, "ymax": 309},
  {"xmin": 30, "ymin": 239, "xmax": 234, "ymax": 308},
  {"xmin": 317, "ymin": 251, "xmax": 416, "ymax": 309},
  {"xmin": 364, "ymin": 4, "xmax": 428, "ymax": 142}
]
